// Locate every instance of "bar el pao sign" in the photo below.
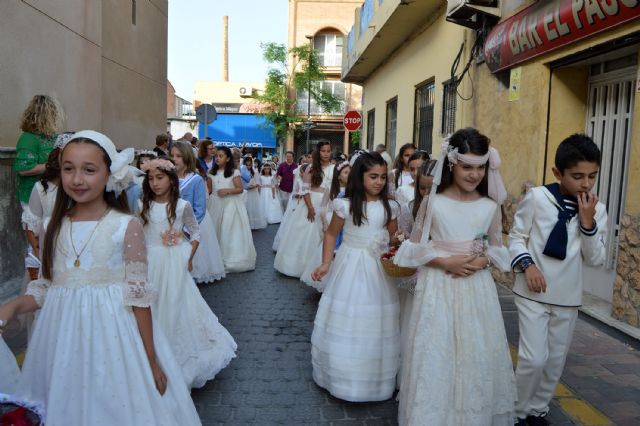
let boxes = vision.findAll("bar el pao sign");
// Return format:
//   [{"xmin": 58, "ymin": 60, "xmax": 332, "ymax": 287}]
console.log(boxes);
[{"xmin": 484, "ymin": 0, "xmax": 640, "ymax": 73}]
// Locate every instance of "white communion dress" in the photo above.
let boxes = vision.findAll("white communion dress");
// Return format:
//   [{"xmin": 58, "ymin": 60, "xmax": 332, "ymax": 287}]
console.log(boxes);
[
  {"xmin": 272, "ymin": 167, "xmax": 303, "ymax": 252},
  {"xmin": 311, "ymin": 199, "xmax": 401, "ymax": 402},
  {"xmin": 209, "ymin": 169, "xmax": 257, "ymax": 272},
  {"xmin": 142, "ymin": 200, "xmax": 237, "ymax": 389},
  {"xmin": 394, "ymin": 194, "xmax": 515, "ymax": 426},
  {"xmin": 274, "ymin": 164, "xmax": 334, "ymax": 277},
  {"xmin": 245, "ymin": 176, "xmax": 267, "ymax": 230},
  {"xmin": 260, "ymin": 175, "xmax": 283, "ymax": 224},
  {"xmin": 0, "ymin": 211, "xmax": 201, "ymax": 426}
]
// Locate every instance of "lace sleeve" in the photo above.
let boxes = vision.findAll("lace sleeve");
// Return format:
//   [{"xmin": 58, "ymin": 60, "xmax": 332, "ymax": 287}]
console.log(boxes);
[
  {"xmin": 332, "ymin": 198, "xmax": 347, "ymax": 219},
  {"xmin": 299, "ymin": 167, "xmax": 311, "ymax": 195},
  {"xmin": 123, "ymin": 218, "xmax": 156, "ymax": 307},
  {"xmin": 394, "ymin": 195, "xmax": 439, "ymax": 267},
  {"xmin": 487, "ymin": 203, "xmax": 511, "ymax": 272},
  {"xmin": 22, "ymin": 185, "xmax": 43, "ymax": 232},
  {"xmin": 182, "ymin": 202, "xmax": 201, "ymax": 242},
  {"xmin": 397, "ymin": 201, "xmax": 414, "ymax": 235},
  {"xmin": 24, "ymin": 278, "xmax": 51, "ymax": 307}
]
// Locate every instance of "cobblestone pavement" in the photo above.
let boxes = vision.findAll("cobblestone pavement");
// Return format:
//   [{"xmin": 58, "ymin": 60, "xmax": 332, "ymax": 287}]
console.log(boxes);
[{"xmin": 193, "ymin": 224, "xmax": 398, "ymax": 425}]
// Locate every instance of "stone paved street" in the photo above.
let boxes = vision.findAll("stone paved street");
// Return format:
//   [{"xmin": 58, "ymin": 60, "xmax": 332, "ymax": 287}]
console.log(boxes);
[{"xmin": 192, "ymin": 224, "xmax": 398, "ymax": 425}]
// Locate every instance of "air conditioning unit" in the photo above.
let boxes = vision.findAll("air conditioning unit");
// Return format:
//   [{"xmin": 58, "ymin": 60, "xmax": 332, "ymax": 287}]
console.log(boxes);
[
  {"xmin": 239, "ymin": 86, "xmax": 253, "ymax": 97},
  {"xmin": 446, "ymin": 0, "xmax": 501, "ymax": 29}
]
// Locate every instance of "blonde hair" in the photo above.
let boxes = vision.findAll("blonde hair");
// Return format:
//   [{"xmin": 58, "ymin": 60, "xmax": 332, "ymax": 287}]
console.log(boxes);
[
  {"xmin": 171, "ymin": 141, "xmax": 197, "ymax": 173},
  {"xmin": 20, "ymin": 95, "xmax": 64, "ymax": 137}
]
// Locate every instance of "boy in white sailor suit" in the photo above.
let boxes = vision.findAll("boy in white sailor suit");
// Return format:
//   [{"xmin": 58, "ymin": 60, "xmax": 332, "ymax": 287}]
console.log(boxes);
[{"xmin": 508, "ymin": 134, "xmax": 607, "ymax": 426}]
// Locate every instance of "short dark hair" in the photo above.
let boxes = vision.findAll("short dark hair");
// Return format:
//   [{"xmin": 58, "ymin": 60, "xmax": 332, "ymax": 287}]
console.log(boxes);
[
  {"xmin": 285, "ymin": 151, "xmax": 295, "ymax": 157},
  {"xmin": 156, "ymin": 133, "xmax": 169, "ymax": 147},
  {"xmin": 555, "ymin": 134, "xmax": 601, "ymax": 173}
]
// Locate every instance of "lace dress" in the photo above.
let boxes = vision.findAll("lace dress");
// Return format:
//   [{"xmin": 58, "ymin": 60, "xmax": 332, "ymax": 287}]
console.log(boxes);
[
  {"xmin": 311, "ymin": 199, "xmax": 401, "ymax": 402},
  {"xmin": 141, "ymin": 200, "xmax": 237, "ymax": 389},
  {"xmin": 260, "ymin": 175, "xmax": 283, "ymax": 224},
  {"xmin": 245, "ymin": 176, "xmax": 267, "ymax": 230},
  {"xmin": 394, "ymin": 195, "xmax": 515, "ymax": 426},
  {"xmin": 209, "ymin": 169, "xmax": 257, "ymax": 272},
  {"xmin": 0, "ymin": 211, "xmax": 201, "ymax": 425},
  {"xmin": 274, "ymin": 164, "xmax": 334, "ymax": 277}
]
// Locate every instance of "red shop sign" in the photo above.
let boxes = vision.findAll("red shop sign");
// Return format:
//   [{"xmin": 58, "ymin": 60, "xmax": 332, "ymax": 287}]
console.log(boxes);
[{"xmin": 484, "ymin": 0, "xmax": 640, "ymax": 73}]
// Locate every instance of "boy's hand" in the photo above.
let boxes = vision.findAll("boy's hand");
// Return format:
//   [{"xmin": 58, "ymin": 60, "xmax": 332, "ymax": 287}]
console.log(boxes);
[
  {"xmin": 524, "ymin": 264, "xmax": 547, "ymax": 293},
  {"xmin": 577, "ymin": 192, "xmax": 598, "ymax": 229}
]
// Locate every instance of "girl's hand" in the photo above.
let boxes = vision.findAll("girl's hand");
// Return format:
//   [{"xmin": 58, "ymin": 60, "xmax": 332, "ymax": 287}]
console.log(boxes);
[
  {"xmin": 578, "ymin": 192, "xmax": 598, "ymax": 230},
  {"xmin": 524, "ymin": 265, "xmax": 547, "ymax": 293},
  {"xmin": 0, "ymin": 303, "xmax": 17, "ymax": 335},
  {"xmin": 306, "ymin": 207, "xmax": 316, "ymax": 222},
  {"xmin": 442, "ymin": 255, "xmax": 482, "ymax": 278},
  {"xmin": 312, "ymin": 263, "xmax": 330, "ymax": 281},
  {"xmin": 187, "ymin": 259, "xmax": 193, "ymax": 272},
  {"xmin": 149, "ymin": 359, "xmax": 167, "ymax": 395},
  {"xmin": 217, "ymin": 189, "xmax": 227, "ymax": 197}
]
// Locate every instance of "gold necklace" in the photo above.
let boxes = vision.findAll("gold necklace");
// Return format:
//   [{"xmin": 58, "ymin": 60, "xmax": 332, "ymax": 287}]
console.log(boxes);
[{"xmin": 69, "ymin": 208, "xmax": 111, "ymax": 268}]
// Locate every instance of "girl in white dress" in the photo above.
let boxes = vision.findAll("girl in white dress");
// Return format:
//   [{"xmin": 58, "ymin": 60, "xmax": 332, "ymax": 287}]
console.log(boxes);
[
  {"xmin": 394, "ymin": 150, "xmax": 430, "ymax": 206},
  {"xmin": 300, "ymin": 160, "xmax": 351, "ymax": 292},
  {"xmin": 209, "ymin": 146, "xmax": 257, "ymax": 273},
  {"xmin": 138, "ymin": 158, "xmax": 237, "ymax": 389},
  {"xmin": 260, "ymin": 163, "xmax": 283, "ymax": 224},
  {"xmin": 0, "ymin": 131, "xmax": 201, "ymax": 426},
  {"xmin": 310, "ymin": 152, "xmax": 401, "ymax": 402},
  {"xmin": 389, "ymin": 143, "xmax": 416, "ymax": 198},
  {"xmin": 242, "ymin": 157, "xmax": 267, "ymax": 230},
  {"xmin": 274, "ymin": 141, "xmax": 334, "ymax": 277},
  {"xmin": 272, "ymin": 161, "xmax": 307, "ymax": 252},
  {"xmin": 171, "ymin": 142, "xmax": 225, "ymax": 283},
  {"xmin": 394, "ymin": 128, "xmax": 515, "ymax": 425}
]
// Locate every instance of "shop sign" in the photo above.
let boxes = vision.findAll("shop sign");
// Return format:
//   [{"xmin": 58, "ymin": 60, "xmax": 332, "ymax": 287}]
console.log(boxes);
[{"xmin": 484, "ymin": 0, "xmax": 640, "ymax": 73}]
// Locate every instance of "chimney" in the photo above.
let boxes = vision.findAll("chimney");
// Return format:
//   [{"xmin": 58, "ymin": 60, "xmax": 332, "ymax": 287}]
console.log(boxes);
[{"xmin": 222, "ymin": 16, "xmax": 229, "ymax": 81}]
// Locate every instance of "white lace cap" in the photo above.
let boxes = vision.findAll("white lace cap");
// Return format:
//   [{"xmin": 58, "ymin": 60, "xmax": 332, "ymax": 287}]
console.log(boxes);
[{"xmin": 65, "ymin": 130, "xmax": 136, "ymax": 193}]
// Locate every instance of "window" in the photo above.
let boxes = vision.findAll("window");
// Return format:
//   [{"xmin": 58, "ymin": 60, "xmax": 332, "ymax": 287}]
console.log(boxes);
[
  {"xmin": 296, "ymin": 81, "xmax": 346, "ymax": 115},
  {"xmin": 441, "ymin": 79, "xmax": 457, "ymax": 135},
  {"xmin": 313, "ymin": 34, "xmax": 344, "ymax": 67},
  {"xmin": 386, "ymin": 98, "xmax": 398, "ymax": 156},
  {"xmin": 366, "ymin": 109, "xmax": 375, "ymax": 151},
  {"xmin": 414, "ymin": 81, "xmax": 435, "ymax": 152}
]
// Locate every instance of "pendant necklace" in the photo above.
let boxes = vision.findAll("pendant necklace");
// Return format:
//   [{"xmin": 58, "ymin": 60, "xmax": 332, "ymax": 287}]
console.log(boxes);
[{"xmin": 69, "ymin": 208, "xmax": 111, "ymax": 268}]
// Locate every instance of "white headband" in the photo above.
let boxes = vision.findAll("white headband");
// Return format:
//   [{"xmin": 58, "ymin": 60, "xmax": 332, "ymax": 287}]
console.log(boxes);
[{"xmin": 65, "ymin": 130, "xmax": 136, "ymax": 193}]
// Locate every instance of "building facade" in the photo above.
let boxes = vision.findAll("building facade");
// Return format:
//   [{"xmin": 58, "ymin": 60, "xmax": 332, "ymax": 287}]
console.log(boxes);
[
  {"xmin": 343, "ymin": 0, "xmax": 640, "ymax": 333},
  {"xmin": 0, "ymin": 0, "xmax": 168, "ymax": 298},
  {"xmin": 288, "ymin": 0, "xmax": 363, "ymax": 156}
]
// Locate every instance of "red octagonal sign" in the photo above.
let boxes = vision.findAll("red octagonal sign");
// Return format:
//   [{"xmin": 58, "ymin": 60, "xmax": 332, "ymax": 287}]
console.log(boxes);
[{"xmin": 343, "ymin": 110, "xmax": 362, "ymax": 132}]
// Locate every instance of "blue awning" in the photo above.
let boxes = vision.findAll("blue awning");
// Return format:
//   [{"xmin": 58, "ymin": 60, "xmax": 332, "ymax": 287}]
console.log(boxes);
[{"xmin": 198, "ymin": 113, "xmax": 276, "ymax": 149}]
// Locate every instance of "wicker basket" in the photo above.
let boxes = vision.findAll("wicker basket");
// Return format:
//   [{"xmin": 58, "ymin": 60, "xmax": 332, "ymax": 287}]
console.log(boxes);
[{"xmin": 380, "ymin": 257, "xmax": 416, "ymax": 278}]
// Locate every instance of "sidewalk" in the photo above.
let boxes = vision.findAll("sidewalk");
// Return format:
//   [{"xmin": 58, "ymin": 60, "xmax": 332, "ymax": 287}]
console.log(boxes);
[{"xmin": 498, "ymin": 285, "xmax": 640, "ymax": 426}]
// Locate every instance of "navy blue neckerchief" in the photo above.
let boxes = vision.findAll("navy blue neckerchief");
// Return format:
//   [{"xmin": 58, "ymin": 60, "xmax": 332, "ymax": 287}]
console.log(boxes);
[{"xmin": 543, "ymin": 183, "xmax": 577, "ymax": 260}]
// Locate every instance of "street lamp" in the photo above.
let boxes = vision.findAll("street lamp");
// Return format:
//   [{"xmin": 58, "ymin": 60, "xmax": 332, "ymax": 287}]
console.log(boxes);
[{"xmin": 305, "ymin": 34, "xmax": 314, "ymax": 153}]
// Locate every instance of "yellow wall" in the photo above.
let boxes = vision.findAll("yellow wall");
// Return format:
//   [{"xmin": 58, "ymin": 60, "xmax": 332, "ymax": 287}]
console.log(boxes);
[
  {"xmin": 194, "ymin": 81, "xmax": 265, "ymax": 105},
  {"xmin": 623, "ymin": 45, "xmax": 640, "ymax": 214},
  {"xmin": 361, "ymin": 7, "xmax": 466, "ymax": 156}
]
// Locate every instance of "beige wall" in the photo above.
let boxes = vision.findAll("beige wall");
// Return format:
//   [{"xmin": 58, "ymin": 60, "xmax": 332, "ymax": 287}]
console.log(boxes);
[
  {"xmin": 361, "ymin": 8, "xmax": 466, "ymax": 156},
  {"xmin": 0, "ymin": 0, "xmax": 168, "ymax": 149},
  {"xmin": 194, "ymin": 80, "xmax": 265, "ymax": 105},
  {"xmin": 289, "ymin": 0, "xmax": 361, "ymax": 49}
]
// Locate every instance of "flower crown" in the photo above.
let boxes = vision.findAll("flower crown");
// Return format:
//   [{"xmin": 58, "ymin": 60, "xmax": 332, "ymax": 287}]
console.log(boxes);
[
  {"xmin": 140, "ymin": 158, "xmax": 176, "ymax": 173},
  {"xmin": 336, "ymin": 160, "xmax": 351, "ymax": 172},
  {"xmin": 137, "ymin": 149, "xmax": 158, "ymax": 158}
]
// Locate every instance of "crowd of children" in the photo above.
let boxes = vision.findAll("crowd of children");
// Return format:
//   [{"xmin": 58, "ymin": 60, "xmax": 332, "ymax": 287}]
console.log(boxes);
[{"xmin": 0, "ymin": 99, "xmax": 607, "ymax": 426}]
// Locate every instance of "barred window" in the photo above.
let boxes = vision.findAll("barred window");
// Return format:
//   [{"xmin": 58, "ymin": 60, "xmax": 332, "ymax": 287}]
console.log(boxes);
[
  {"xmin": 413, "ymin": 81, "xmax": 435, "ymax": 152},
  {"xmin": 441, "ymin": 79, "xmax": 457, "ymax": 135},
  {"xmin": 366, "ymin": 109, "xmax": 375, "ymax": 151},
  {"xmin": 386, "ymin": 97, "xmax": 398, "ymax": 155}
]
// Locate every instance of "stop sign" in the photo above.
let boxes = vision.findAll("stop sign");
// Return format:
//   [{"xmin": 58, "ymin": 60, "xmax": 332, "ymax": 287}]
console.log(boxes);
[{"xmin": 343, "ymin": 110, "xmax": 362, "ymax": 132}]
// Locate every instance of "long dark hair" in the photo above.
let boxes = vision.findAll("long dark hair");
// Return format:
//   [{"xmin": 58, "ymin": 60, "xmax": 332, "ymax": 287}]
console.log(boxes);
[
  {"xmin": 412, "ymin": 159, "xmax": 438, "ymax": 219},
  {"xmin": 438, "ymin": 127, "xmax": 490, "ymax": 196},
  {"xmin": 329, "ymin": 161, "xmax": 349, "ymax": 200},
  {"xmin": 392, "ymin": 143, "xmax": 417, "ymax": 188},
  {"xmin": 210, "ymin": 146, "xmax": 235, "ymax": 178},
  {"xmin": 243, "ymin": 157, "xmax": 255, "ymax": 178},
  {"xmin": 139, "ymin": 160, "xmax": 180, "ymax": 228},
  {"xmin": 345, "ymin": 152, "xmax": 393, "ymax": 227},
  {"xmin": 310, "ymin": 140, "xmax": 331, "ymax": 187},
  {"xmin": 41, "ymin": 138, "xmax": 130, "ymax": 279},
  {"xmin": 40, "ymin": 148, "xmax": 61, "ymax": 192}
]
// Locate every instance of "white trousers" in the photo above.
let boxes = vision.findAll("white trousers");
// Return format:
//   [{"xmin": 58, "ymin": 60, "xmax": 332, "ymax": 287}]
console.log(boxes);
[
  {"xmin": 279, "ymin": 189, "xmax": 292, "ymax": 211},
  {"xmin": 514, "ymin": 295, "xmax": 578, "ymax": 418}
]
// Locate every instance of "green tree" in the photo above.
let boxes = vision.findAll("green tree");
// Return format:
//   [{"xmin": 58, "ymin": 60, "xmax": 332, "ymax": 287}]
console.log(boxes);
[{"xmin": 252, "ymin": 42, "xmax": 343, "ymax": 146}]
